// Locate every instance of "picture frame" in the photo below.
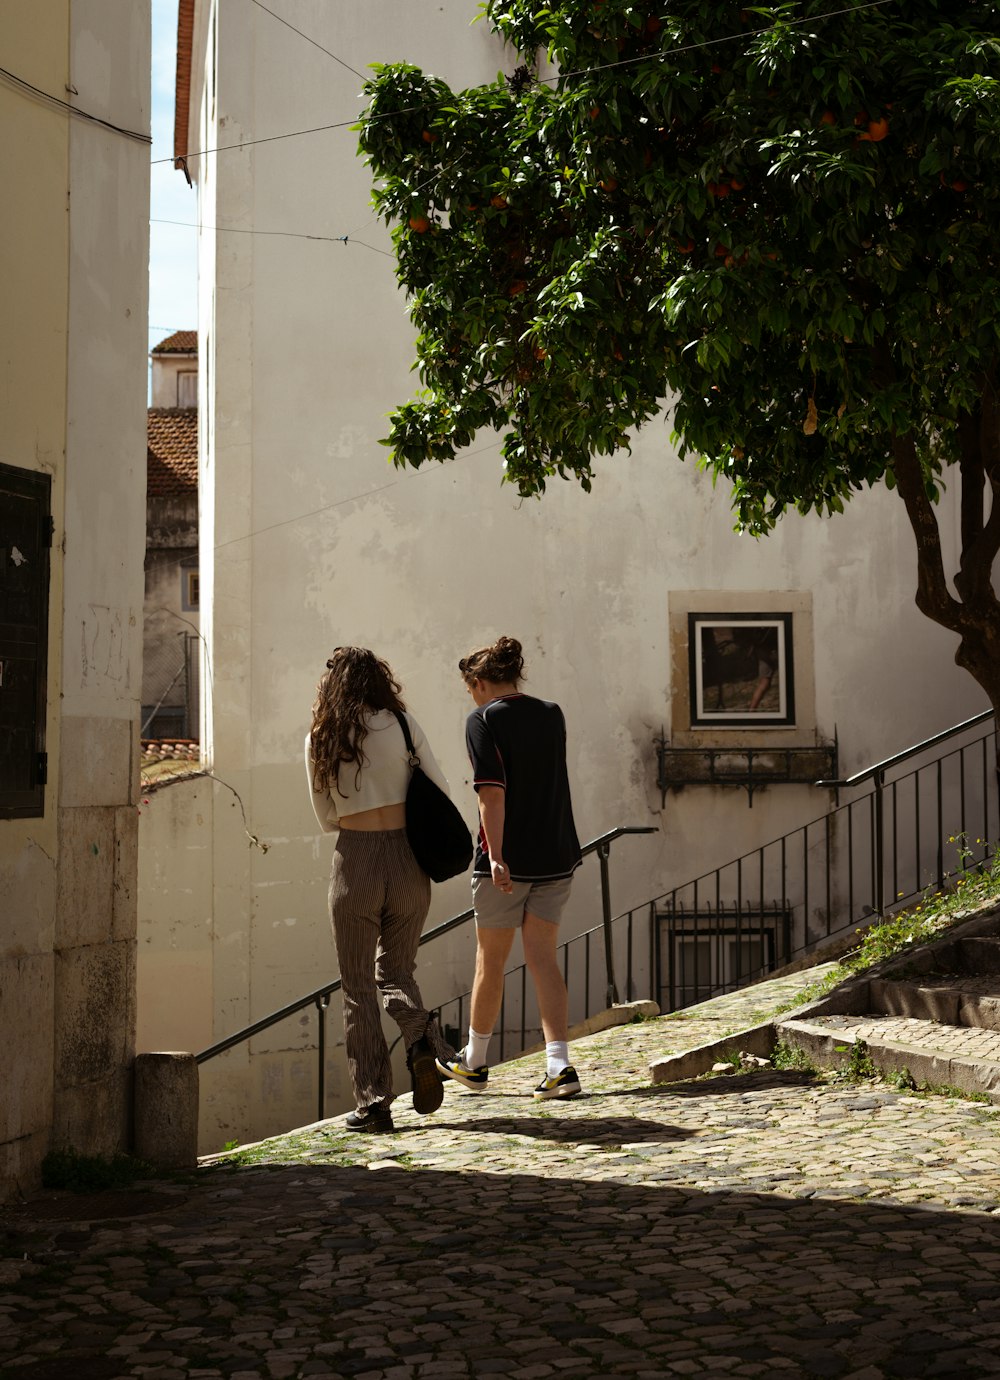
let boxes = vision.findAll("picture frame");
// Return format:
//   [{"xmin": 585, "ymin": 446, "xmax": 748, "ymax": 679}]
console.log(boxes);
[{"xmin": 688, "ymin": 612, "xmax": 795, "ymax": 727}]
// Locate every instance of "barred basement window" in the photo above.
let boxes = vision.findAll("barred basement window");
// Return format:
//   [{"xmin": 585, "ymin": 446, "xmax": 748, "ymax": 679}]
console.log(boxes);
[{"xmin": 0, "ymin": 463, "xmax": 52, "ymax": 818}]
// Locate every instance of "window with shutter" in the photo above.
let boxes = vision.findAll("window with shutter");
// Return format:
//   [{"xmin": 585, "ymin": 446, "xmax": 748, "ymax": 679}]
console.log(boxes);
[{"xmin": 0, "ymin": 463, "xmax": 52, "ymax": 818}]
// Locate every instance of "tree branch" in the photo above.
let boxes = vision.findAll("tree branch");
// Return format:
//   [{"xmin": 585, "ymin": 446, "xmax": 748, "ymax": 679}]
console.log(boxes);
[
  {"xmin": 891, "ymin": 430, "xmax": 963, "ymax": 630},
  {"xmin": 956, "ymin": 370, "xmax": 1000, "ymax": 608}
]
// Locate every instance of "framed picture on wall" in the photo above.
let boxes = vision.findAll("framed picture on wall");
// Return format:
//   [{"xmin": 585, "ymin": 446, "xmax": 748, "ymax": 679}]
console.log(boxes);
[{"xmin": 688, "ymin": 612, "xmax": 795, "ymax": 727}]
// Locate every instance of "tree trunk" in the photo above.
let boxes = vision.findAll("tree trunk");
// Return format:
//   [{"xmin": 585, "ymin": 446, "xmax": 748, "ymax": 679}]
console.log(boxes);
[{"xmin": 891, "ymin": 400, "xmax": 1000, "ymax": 776}]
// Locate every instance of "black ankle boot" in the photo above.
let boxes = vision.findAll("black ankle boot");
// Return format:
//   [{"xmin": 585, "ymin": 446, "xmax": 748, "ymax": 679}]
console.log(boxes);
[
  {"xmin": 345, "ymin": 1102, "xmax": 394, "ymax": 1133},
  {"xmin": 407, "ymin": 1034, "xmax": 444, "ymax": 1115}
]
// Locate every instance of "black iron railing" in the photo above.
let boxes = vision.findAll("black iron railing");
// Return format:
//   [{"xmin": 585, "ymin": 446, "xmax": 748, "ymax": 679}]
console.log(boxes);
[
  {"xmin": 194, "ymin": 710, "xmax": 997, "ymax": 1127},
  {"xmin": 638, "ymin": 708, "xmax": 997, "ymax": 1012},
  {"xmin": 431, "ymin": 889, "xmax": 658, "ymax": 1066},
  {"xmin": 195, "ymin": 825, "xmax": 656, "ymax": 1120},
  {"xmin": 449, "ymin": 710, "xmax": 998, "ymax": 1043}
]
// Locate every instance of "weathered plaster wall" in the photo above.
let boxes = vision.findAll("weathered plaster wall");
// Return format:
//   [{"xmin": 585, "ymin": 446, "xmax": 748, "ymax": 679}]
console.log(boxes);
[
  {"xmin": 163, "ymin": 0, "xmax": 986, "ymax": 1149},
  {"xmin": 0, "ymin": 0, "xmax": 69, "ymax": 1197},
  {"xmin": 137, "ymin": 778, "xmax": 214, "ymax": 1056},
  {"xmin": 143, "ymin": 494, "xmax": 198, "ymax": 724},
  {"xmin": 0, "ymin": 0, "xmax": 149, "ymax": 1200}
]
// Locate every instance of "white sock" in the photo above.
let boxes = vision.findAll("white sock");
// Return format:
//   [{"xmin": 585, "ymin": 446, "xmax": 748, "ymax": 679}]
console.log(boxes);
[
  {"xmin": 546, "ymin": 1041, "xmax": 570, "ymax": 1079},
  {"xmin": 465, "ymin": 1027, "xmax": 492, "ymax": 1069}
]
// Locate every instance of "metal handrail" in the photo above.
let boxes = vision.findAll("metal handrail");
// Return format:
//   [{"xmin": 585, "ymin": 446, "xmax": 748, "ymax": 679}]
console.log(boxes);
[
  {"xmin": 816, "ymin": 707, "xmax": 993, "ymax": 790},
  {"xmin": 815, "ymin": 707, "xmax": 995, "ymax": 918},
  {"xmin": 195, "ymin": 824, "xmax": 656, "ymax": 1077}
]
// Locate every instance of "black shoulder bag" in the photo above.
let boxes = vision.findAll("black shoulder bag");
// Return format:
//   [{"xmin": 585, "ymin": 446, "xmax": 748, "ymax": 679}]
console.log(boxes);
[{"xmin": 392, "ymin": 710, "xmax": 473, "ymax": 883}]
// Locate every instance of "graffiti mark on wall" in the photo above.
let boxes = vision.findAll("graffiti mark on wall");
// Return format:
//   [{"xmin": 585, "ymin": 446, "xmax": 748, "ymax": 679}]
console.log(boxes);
[{"xmin": 80, "ymin": 605, "xmax": 129, "ymax": 689}]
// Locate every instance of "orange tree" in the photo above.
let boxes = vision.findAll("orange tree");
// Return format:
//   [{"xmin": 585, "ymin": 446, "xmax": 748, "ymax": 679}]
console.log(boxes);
[{"xmin": 358, "ymin": 2, "xmax": 1000, "ymax": 709}]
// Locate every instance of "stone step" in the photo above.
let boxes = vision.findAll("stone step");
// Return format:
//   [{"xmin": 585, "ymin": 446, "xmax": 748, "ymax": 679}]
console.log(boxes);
[
  {"xmin": 956, "ymin": 936, "xmax": 1000, "ymax": 974},
  {"xmin": 778, "ymin": 1012, "xmax": 1000, "ymax": 1103},
  {"xmin": 870, "ymin": 974, "xmax": 1000, "ymax": 1030},
  {"xmin": 903, "ymin": 935, "xmax": 1000, "ymax": 979}
]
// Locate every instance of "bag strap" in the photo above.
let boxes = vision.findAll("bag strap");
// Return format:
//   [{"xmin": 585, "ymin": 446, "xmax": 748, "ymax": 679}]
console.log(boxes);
[{"xmin": 391, "ymin": 709, "xmax": 421, "ymax": 767}]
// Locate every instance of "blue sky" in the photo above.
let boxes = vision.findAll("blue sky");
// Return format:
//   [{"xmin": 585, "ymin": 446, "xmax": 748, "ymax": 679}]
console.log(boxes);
[{"xmin": 149, "ymin": 0, "xmax": 198, "ymax": 354}]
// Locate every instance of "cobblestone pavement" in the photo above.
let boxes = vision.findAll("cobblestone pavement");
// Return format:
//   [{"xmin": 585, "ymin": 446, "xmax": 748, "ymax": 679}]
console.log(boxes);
[
  {"xmin": 804, "ymin": 1013, "xmax": 1000, "ymax": 1061},
  {"xmin": 3, "ymin": 969, "xmax": 1000, "ymax": 1380}
]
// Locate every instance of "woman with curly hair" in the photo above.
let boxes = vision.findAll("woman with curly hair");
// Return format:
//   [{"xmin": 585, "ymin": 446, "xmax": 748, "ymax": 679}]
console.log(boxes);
[
  {"xmin": 437, "ymin": 635, "xmax": 583, "ymax": 1101},
  {"xmin": 306, "ymin": 647, "xmax": 454, "ymax": 1133}
]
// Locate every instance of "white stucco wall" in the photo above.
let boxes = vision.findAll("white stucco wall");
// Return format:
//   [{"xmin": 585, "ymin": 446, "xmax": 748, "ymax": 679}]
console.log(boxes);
[{"xmin": 144, "ymin": 0, "xmax": 986, "ymax": 1150}]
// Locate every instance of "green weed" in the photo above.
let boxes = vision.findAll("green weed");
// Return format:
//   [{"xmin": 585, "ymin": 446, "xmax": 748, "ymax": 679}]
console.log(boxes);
[
  {"xmin": 910, "ymin": 1082, "xmax": 993, "ymax": 1105},
  {"xmin": 835, "ymin": 1039, "xmax": 877, "ymax": 1080},
  {"xmin": 843, "ymin": 840, "xmax": 1000, "ymax": 974},
  {"xmin": 771, "ymin": 1041, "xmax": 818, "ymax": 1074},
  {"xmin": 769, "ymin": 968, "xmax": 847, "ymax": 1016}
]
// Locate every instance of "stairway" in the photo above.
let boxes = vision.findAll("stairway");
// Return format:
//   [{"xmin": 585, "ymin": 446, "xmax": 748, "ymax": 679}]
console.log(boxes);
[
  {"xmin": 648, "ymin": 903, "xmax": 1000, "ymax": 1103},
  {"xmin": 777, "ymin": 908, "xmax": 1000, "ymax": 1103}
]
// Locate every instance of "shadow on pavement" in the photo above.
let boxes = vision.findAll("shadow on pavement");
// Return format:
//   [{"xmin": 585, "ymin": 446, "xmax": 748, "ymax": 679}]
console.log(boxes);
[
  {"xmin": 625, "ymin": 1068, "xmax": 820, "ymax": 1097},
  {"xmin": 422, "ymin": 1116, "xmax": 697, "ymax": 1144},
  {"xmin": 2, "ymin": 1151, "xmax": 998, "ymax": 1378}
]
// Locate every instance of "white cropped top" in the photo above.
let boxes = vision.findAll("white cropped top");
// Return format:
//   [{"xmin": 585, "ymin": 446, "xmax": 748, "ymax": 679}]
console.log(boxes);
[{"xmin": 305, "ymin": 708, "xmax": 451, "ymax": 833}]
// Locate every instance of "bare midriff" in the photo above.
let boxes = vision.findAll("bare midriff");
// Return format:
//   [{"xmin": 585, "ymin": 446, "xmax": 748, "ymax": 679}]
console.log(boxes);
[{"xmin": 338, "ymin": 802, "xmax": 406, "ymax": 832}]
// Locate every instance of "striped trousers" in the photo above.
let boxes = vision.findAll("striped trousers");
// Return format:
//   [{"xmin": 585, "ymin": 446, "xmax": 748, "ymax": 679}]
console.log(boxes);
[{"xmin": 329, "ymin": 828, "xmax": 452, "ymax": 1110}]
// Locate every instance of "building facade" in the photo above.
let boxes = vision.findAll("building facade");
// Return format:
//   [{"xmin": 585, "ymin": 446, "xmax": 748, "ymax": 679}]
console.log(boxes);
[
  {"xmin": 144, "ymin": 334, "xmax": 200, "ymax": 745},
  {"xmin": 146, "ymin": 0, "xmax": 985, "ymax": 1150},
  {"xmin": 0, "ymin": 1, "xmax": 150, "ymax": 1199}
]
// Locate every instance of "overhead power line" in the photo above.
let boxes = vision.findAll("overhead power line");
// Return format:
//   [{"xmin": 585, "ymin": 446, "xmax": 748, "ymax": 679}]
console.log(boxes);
[
  {"xmin": 157, "ymin": 0, "xmax": 894, "ymax": 168},
  {"xmin": 548, "ymin": 0, "xmax": 894, "ymax": 82},
  {"xmin": 150, "ymin": 217, "xmax": 395, "ymax": 257},
  {"xmin": 153, "ymin": 110, "xmax": 407, "ymax": 165},
  {"xmin": 248, "ymin": 0, "xmax": 367, "ymax": 82},
  {"xmin": 0, "ymin": 63, "xmax": 151, "ymax": 144},
  {"xmin": 214, "ymin": 441, "xmax": 503, "ymax": 551}
]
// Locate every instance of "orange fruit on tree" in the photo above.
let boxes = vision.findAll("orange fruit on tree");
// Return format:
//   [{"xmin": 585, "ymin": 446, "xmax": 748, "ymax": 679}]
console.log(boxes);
[
  {"xmin": 490, "ymin": 194, "xmax": 508, "ymax": 209},
  {"xmin": 408, "ymin": 215, "xmax": 430, "ymax": 233}
]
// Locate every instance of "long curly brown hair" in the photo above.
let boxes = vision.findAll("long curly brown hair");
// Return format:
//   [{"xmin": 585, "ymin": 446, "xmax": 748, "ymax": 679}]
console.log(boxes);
[{"xmin": 310, "ymin": 647, "xmax": 406, "ymax": 798}]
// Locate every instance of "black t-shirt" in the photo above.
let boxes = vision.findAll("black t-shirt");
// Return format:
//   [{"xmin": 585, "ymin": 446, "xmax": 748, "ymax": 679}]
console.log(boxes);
[{"xmin": 465, "ymin": 693, "xmax": 582, "ymax": 882}]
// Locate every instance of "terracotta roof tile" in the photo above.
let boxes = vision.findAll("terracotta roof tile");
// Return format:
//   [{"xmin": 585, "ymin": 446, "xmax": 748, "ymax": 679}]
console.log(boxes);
[
  {"xmin": 147, "ymin": 409, "xmax": 198, "ymax": 495},
  {"xmin": 174, "ymin": 0, "xmax": 195, "ymax": 168},
  {"xmin": 152, "ymin": 329, "xmax": 198, "ymax": 354}
]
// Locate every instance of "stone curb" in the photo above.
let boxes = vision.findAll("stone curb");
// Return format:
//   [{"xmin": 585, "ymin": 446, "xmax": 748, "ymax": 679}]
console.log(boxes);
[
  {"xmin": 649, "ymin": 1021, "xmax": 776, "ymax": 1083},
  {"xmin": 777, "ymin": 1016, "xmax": 1000, "ymax": 1104}
]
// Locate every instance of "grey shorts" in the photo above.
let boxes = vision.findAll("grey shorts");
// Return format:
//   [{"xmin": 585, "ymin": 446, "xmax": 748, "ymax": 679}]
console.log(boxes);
[{"xmin": 472, "ymin": 874, "xmax": 574, "ymax": 929}]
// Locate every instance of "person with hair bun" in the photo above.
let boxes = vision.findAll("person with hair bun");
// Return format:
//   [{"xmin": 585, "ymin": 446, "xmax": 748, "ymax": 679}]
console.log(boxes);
[
  {"xmin": 437, "ymin": 636, "xmax": 584, "ymax": 1099},
  {"xmin": 306, "ymin": 647, "xmax": 455, "ymax": 1133}
]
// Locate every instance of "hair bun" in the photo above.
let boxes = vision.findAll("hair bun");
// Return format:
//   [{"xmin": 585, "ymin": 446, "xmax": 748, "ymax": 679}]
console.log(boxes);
[{"xmin": 459, "ymin": 635, "xmax": 525, "ymax": 686}]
